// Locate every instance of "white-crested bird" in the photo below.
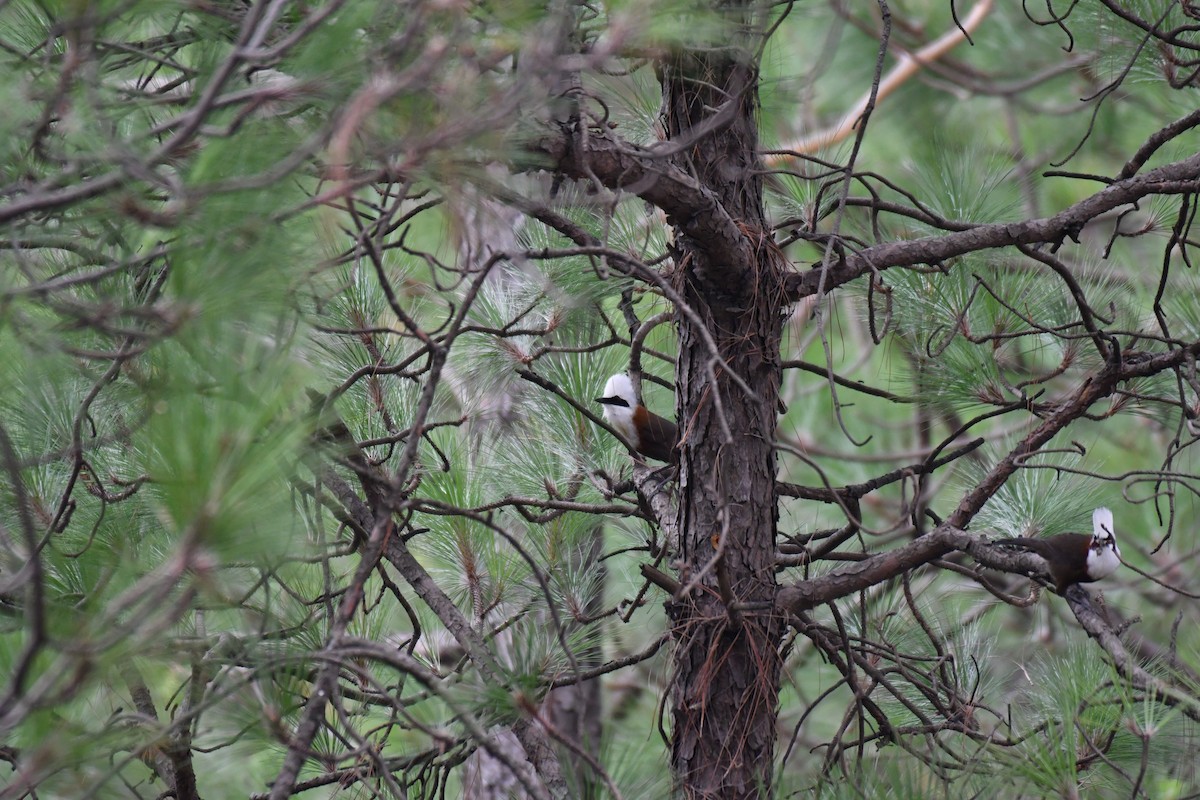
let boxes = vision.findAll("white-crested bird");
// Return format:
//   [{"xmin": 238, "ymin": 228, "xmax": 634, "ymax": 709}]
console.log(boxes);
[
  {"xmin": 595, "ymin": 373, "xmax": 678, "ymax": 463},
  {"xmin": 994, "ymin": 507, "xmax": 1121, "ymax": 593}
]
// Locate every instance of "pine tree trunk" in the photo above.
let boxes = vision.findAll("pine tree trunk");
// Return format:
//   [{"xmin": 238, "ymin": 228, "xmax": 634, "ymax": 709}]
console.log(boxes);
[{"xmin": 661, "ymin": 13, "xmax": 784, "ymax": 799}]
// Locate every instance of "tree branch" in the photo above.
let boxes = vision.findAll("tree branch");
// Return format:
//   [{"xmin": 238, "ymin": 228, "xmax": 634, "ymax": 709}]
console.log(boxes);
[
  {"xmin": 1065, "ymin": 585, "xmax": 1200, "ymax": 722},
  {"xmin": 527, "ymin": 127, "xmax": 754, "ymax": 279},
  {"xmin": 787, "ymin": 152, "xmax": 1200, "ymax": 298}
]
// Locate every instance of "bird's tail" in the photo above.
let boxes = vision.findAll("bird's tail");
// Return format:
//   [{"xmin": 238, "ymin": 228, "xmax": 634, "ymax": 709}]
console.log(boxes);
[
  {"xmin": 993, "ymin": 537, "xmax": 1037, "ymax": 550},
  {"xmin": 1092, "ymin": 507, "xmax": 1114, "ymax": 537}
]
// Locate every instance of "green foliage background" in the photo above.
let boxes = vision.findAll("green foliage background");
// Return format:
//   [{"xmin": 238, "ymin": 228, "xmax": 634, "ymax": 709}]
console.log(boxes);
[{"xmin": 2, "ymin": 1, "xmax": 1199, "ymax": 797}]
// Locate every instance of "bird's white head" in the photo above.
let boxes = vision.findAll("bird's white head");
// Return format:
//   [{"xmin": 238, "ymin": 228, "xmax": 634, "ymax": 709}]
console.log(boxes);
[
  {"xmin": 1088, "ymin": 506, "xmax": 1120, "ymax": 579},
  {"xmin": 595, "ymin": 373, "xmax": 639, "ymax": 443},
  {"xmin": 1091, "ymin": 507, "xmax": 1116, "ymax": 545}
]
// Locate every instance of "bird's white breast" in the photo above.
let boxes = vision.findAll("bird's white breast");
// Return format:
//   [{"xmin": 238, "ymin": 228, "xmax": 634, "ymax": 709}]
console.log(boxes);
[
  {"xmin": 1087, "ymin": 543, "xmax": 1121, "ymax": 580},
  {"xmin": 600, "ymin": 403, "xmax": 638, "ymax": 445}
]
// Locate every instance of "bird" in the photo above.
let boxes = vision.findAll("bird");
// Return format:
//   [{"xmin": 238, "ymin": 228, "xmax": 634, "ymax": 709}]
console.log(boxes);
[
  {"xmin": 993, "ymin": 507, "xmax": 1121, "ymax": 593},
  {"xmin": 595, "ymin": 373, "xmax": 678, "ymax": 463}
]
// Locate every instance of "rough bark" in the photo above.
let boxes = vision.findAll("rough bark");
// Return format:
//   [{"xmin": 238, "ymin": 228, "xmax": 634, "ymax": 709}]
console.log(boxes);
[{"xmin": 660, "ymin": 20, "xmax": 784, "ymax": 799}]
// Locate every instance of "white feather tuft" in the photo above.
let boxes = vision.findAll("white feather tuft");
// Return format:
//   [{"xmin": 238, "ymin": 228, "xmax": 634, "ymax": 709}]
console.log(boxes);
[{"xmin": 1092, "ymin": 507, "xmax": 1114, "ymax": 538}]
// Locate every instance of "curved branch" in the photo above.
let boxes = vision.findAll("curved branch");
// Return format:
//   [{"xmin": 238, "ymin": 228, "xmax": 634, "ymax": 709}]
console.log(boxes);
[
  {"xmin": 1065, "ymin": 585, "xmax": 1200, "ymax": 722},
  {"xmin": 787, "ymin": 152, "xmax": 1200, "ymax": 298},
  {"xmin": 527, "ymin": 127, "xmax": 754, "ymax": 279},
  {"xmin": 771, "ymin": 0, "xmax": 995, "ymax": 157}
]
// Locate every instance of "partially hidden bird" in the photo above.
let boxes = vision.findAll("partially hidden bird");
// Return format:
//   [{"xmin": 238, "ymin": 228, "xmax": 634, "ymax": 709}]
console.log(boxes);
[
  {"xmin": 595, "ymin": 373, "xmax": 678, "ymax": 463},
  {"xmin": 993, "ymin": 507, "xmax": 1121, "ymax": 593}
]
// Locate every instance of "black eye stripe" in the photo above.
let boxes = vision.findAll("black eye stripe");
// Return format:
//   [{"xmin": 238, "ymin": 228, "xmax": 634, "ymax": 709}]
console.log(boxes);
[{"xmin": 597, "ymin": 396, "xmax": 631, "ymax": 407}]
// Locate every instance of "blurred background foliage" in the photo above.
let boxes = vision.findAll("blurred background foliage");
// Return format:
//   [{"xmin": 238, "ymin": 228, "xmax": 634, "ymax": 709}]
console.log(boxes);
[{"xmin": 2, "ymin": 0, "xmax": 1200, "ymax": 797}]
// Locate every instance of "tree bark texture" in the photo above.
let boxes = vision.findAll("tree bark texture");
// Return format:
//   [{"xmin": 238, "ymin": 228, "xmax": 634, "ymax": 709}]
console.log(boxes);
[{"xmin": 661, "ymin": 21, "xmax": 784, "ymax": 800}]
